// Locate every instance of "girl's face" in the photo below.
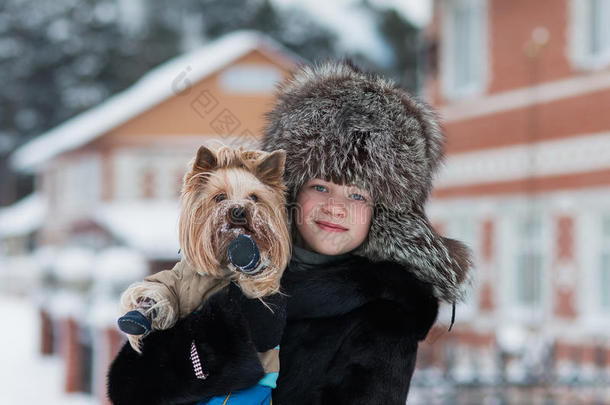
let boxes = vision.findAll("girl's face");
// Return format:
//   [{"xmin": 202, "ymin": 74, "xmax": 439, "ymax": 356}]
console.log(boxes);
[{"xmin": 294, "ymin": 178, "xmax": 374, "ymax": 255}]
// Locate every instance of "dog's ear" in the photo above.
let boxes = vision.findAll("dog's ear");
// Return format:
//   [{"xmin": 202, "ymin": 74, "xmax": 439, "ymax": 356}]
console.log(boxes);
[
  {"xmin": 255, "ymin": 150, "xmax": 286, "ymax": 187},
  {"xmin": 193, "ymin": 145, "xmax": 217, "ymax": 172}
]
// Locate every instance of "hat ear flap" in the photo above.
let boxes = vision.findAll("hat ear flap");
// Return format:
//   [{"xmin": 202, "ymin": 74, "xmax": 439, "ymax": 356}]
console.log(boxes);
[
  {"xmin": 441, "ymin": 236, "xmax": 473, "ymax": 287},
  {"xmin": 355, "ymin": 205, "xmax": 472, "ymax": 303}
]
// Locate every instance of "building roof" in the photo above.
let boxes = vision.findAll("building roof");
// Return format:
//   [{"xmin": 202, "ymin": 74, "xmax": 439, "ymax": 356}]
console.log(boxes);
[
  {"xmin": 94, "ymin": 201, "xmax": 181, "ymax": 261},
  {"xmin": 11, "ymin": 30, "xmax": 299, "ymax": 173},
  {"xmin": 0, "ymin": 193, "xmax": 46, "ymax": 238}
]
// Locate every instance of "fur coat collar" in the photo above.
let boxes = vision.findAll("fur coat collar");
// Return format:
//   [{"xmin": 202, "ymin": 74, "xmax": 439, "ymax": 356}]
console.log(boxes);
[{"xmin": 282, "ymin": 252, "xmax": 438, "ymax": 339}]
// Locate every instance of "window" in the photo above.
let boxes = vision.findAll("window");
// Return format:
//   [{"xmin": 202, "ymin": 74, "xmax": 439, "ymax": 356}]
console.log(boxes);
[
  {"xmin": 140, "ymin": 167, "xmax": 156, "ymax": 200},
  {"xmin": 441, "ymin": 0, "xmax": 488, "ymax": 98},
  {"xmin": 516, "ymin": 253, "xmax": 542, "ymax": 306},
  {"xmin": 588, "ymin": 0, "xmax": 610, "ymax": 56},
  {"xmin": 219, "ymin": 65, "xmax": 282, "ymax": 94},
  {"xmin": 114, "ymin": 152, "xmax": 140, "ymax": 201},
  {"xmin": 600, "ymin": 215, "xmax": 610, "ymax": 310},
  {"xmin": 60, "ymin": 156, "xmax": 101, "ymax": 211},
  {"xmin": 114, "ymin": 150, "xmax": 176, "ymax": 201},
  {"xmin": 514, "ymin": 216, "xmax": 543, "ymax": 308},
  {"xmin": 601, "ymin": 255, "xmax": 610, "ymax": 308},
  {"xmin": 580, "ymin": 210, "xmax": 610, "ymax": 327},
  {"xmin": 570, "ymin": 0, "xmax": 610, "ymax": 69}
]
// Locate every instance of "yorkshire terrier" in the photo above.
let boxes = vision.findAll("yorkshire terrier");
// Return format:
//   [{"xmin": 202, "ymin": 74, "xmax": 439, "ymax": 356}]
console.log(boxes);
[{"xmin": 118, "ymin": 144, "xmax": 291, "ymax": 353}]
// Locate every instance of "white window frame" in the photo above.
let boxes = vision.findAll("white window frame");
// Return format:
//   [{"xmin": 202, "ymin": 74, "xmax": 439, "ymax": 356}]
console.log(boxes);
[
  {"xmin": 600, "ymin": 220, "xmax": 610, "ymax": 309},
  {"xmin": 499, "ymin": 209, "xmax": 550, "ymax": 324},
  {"xmin": 579, "ymin": 211, "xmax": 610, "ymax": 331},
  {"xmin": 219, "ymin": 64, "xmax": 283, "ymax": 94},
  {"xmin": 568, "ymin": 0, "xmax": 610, "ymax": 70},
  {"xmin": 515, "ymin": 216, "xmax": 544, "ymax": 307},
  {"xmin": 113, "ymin": 147, "xmax": 194, "ymax": 202},
  {"xmin": 57, "ymin": 154, "xmax": 102, "ymax": 214},
  {"xmin": 113, "ymin": 150, "xmax": 140, "ymax": 201},
  {"xmin": 440, "ymin": 0, "xmax": 489, "ymax": 100}
]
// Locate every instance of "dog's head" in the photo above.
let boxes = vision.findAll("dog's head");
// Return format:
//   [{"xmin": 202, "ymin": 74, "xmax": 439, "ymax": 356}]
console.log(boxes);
[{"xmin": 179, "ymin": 144, "xmax": 290, "ymax": 298}]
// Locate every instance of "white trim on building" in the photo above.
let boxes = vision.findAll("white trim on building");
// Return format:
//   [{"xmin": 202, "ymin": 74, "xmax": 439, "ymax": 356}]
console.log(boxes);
[
  {"xmin": 439, "ymin": 69, "xmax": 610, "ymax": 122},
  {"xmin": 434, "ymin": 131, "xmax": 610, "ymax": 188}
]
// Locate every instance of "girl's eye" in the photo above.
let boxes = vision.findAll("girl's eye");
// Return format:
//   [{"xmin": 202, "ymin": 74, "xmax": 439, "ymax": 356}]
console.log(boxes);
[
  {"xmin": 350, "ymin": 193, "xmax": 366, "ymax": 201},
  {"xmin": 214, "ymin": 193, "xmax": 226, "ymax": 203},
  {"xmin": 249, "ymin": 194, "xmax": 259, "ymax": 202},
  {"xmin": 313, "ymin": 185, "xmax": 327, "ymax": 192}
]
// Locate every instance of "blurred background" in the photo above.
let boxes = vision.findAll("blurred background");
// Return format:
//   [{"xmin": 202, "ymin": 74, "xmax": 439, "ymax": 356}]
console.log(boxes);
[{"xmin": 0, "ymin": 0, "xmax": 609, "ymax": 404}]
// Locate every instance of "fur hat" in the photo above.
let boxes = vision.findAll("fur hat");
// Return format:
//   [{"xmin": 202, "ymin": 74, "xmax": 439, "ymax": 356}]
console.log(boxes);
[{"xmin": 262, "ymin": 60, "xmax": 472, "ymax": 303}]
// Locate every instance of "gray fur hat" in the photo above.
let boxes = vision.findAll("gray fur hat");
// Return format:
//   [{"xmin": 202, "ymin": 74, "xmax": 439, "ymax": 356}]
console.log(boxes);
[{"xmin": 262, "ymin": 60, "xmax": 472, "ymax": 303}]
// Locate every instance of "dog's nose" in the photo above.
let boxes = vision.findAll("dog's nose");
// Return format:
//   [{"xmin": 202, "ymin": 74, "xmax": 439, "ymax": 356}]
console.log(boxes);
[{"xmin": 229, "ymin": 207, "xmax": 247, "ymax": 223}]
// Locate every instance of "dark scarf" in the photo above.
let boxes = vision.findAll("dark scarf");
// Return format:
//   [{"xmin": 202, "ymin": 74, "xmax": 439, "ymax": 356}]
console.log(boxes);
[
  {"xmin": 289, "ymin": 245, "xmax": 354, "ymax": 271},
  {"xmin": 282, "ymin": 245, "xmax": 436, "ymax": 335}
]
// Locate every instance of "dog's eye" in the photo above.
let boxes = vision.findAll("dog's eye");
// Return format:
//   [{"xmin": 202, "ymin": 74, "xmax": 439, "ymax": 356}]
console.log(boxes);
[
  {"xmin": 214, "ymin": 193, "xmax": 226, "ymax": 203},
  {"xmin": 249, "ymin": 194, "xmax": 258, "ymax": 203}
]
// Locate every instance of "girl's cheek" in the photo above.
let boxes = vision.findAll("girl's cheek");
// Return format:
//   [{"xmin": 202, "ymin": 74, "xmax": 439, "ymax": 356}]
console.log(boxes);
[
  {"xmin": 298, "ymin": 196, "xmax": 318, "ymax": 223},
  {"xmin": 351, "ymin": 203, "xmax": 371, "ymax": 225}
]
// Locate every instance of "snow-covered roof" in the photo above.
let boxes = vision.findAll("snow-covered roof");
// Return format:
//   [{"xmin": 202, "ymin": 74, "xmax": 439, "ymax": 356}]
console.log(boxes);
[
  {"xmin": 94, "ymin": 201, "xmax": 181, "ymax": 260},
  {"xmin": 53, "ymin": 247, "xmax": 95, "ymax": 282},
  {"xmin": 0, "ymin": 193, "xmax": 46, "ymax": 238},
  {"xmin": 93, "ymin": 247, "xmax": 148, "ymax": 284},
  {"xmin": 87, "ymin": 296, "xmax": 121, "ymax": 329},
  {"xmin": 11, "ymin": 30, "xmax": 299, "ymax": 173}
]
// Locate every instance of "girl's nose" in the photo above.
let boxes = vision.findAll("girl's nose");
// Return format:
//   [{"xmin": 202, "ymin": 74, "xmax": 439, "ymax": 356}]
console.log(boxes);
[{"xmin": 321, "ymin": 198, "xmax": 347, "ymax": 218}]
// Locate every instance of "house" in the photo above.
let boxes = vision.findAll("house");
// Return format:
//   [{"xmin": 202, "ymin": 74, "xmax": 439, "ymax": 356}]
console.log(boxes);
[
  {"xmin": 8, "ymin": 30, "xmax": 298, "ymax": 404},
  {"xmin": 418, "ymin": 0, "xmax": 610, "ymax": 395}
]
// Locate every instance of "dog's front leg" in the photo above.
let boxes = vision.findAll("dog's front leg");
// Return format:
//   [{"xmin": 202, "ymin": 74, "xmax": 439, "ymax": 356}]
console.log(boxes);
[{"xmin": 119, "ymin": 281, "xmax": 179, "ymax": 353}]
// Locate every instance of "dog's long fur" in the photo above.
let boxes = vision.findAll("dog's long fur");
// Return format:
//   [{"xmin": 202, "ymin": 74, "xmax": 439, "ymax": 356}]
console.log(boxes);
[
  {"xmin": 178, "ymin": 146, "xmax": 290, "ymax": 297},
  {"xmin": 119, "ymin": 145, "xmax": 290, "ymax": 352}
]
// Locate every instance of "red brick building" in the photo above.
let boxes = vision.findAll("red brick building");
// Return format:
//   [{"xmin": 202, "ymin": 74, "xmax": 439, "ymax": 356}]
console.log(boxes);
[{"xmin": 418, "ymin": 0, "xmax": 610, "ymax": 389}]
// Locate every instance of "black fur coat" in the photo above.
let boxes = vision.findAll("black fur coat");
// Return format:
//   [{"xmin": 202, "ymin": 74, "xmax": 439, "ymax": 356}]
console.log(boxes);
[{"xmin": 107, "ymin": 255, "xmax": 438, "ymax": 405}]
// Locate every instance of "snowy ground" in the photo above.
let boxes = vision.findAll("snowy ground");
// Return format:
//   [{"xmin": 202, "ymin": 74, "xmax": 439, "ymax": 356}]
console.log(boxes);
[{"xmin": 0, "ymin": 294, "xmax": 98, "ymax": 405}]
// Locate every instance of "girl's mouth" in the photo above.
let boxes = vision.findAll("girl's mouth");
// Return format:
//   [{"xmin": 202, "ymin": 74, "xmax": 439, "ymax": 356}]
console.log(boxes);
[{"xmin": 315, "ymin": 220, "xmax": 348, "ymax": 232}]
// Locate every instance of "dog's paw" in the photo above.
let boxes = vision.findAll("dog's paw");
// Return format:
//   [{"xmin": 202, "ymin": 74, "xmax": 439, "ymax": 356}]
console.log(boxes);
[{"xmin": 118, "ymin": 310, "xmax": 152, "ymax": 335}]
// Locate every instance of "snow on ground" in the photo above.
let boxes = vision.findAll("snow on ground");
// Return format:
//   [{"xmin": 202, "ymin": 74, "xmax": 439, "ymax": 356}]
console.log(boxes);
[{"xmin": 0, "ymin": 294, "xmax": 98, "ymax": 405}]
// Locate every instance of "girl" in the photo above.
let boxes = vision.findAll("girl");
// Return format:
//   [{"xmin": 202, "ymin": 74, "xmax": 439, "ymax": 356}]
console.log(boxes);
[{"xmin": 108, "ymin": 60, "xmax": 472, "ymax": 405}]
